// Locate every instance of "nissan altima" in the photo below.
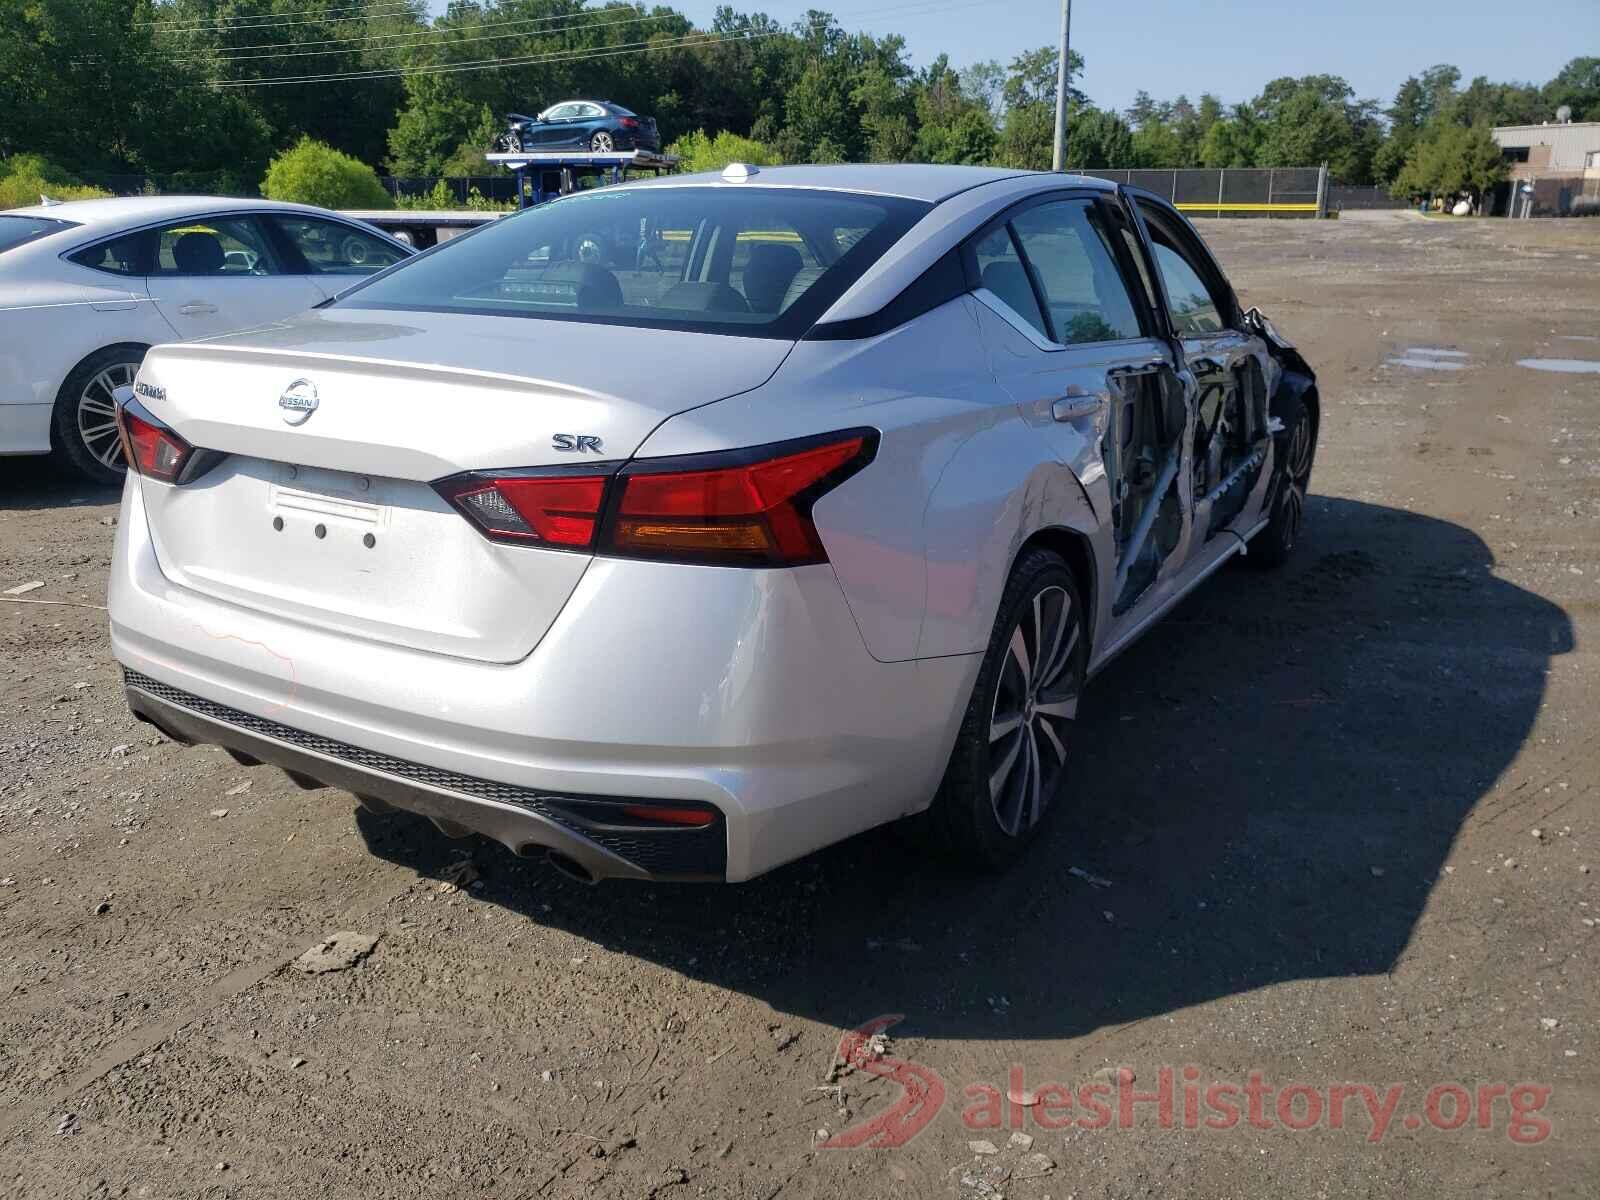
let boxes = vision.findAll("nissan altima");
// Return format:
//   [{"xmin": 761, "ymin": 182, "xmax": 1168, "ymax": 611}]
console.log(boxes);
[{"xmin": 109, "ymin": 164, "xmax": 1318, "ymax": 883}]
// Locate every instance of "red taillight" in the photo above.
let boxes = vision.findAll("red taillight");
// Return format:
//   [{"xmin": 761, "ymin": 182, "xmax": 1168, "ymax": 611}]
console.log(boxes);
[
  {"xmin": 434, "ymin": 470, "xmax": 609, "ymax": 548},
  {"xmin": 619, "ymin": 804, "xmax": 717, "ymax": 827},
  {"xmin": 116, "ymin": 399, "xmax": 194, "ymax": 482},
  {"xmin": 605, "ymin": 433, "xmax": 875, "ymax": 566},
  {"xmin": 433, "ymin": 430, "xmax": 877, "ymax": 566},
  {"xmin": 619, "ymin": 116, "xmax": 640, "ymax": 129}
]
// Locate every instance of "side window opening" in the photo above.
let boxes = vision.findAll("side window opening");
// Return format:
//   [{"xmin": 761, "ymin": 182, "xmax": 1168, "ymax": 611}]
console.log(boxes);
[
  {"xmin": 974, "ymin": 224, "xmax": 1050, "ymax": 342},
  {"xmin": 1136, "ymin": 206, "xmax": 1230, "ymax": 337},
  {"xmin": 271, "ymin": 215, "xmax": 407, "ymax": 275},
  {"xmin": 152, "ymin": 216, "xmax": 280, "ymax": 277},
  {"xmin": 68, "ymin": 230, "xmax": 148, "ymax": 276},
  {"xmin": 1009, "ymin": 198, "xmax": 1143, "ymax": 345}
]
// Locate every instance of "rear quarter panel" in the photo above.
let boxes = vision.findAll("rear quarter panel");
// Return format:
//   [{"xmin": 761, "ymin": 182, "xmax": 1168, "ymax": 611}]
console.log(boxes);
[
  {"xmin": 635, "ymin": 295, "xmax": 1104, "ymax": 663},
  {"xmin": 0, "ymin": 263, "xmax": 174, "ymax": 450}
]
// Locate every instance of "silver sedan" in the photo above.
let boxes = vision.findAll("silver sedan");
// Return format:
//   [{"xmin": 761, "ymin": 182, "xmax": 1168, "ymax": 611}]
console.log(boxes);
[{"xmin": 108, "ymin": 163, "xmax": 1319, "ymax": 882}]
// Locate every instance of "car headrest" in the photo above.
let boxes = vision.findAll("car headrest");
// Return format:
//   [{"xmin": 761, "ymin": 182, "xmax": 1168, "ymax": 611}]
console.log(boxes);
[
  {"xmin": 981, "ymin": 261, "xmax": 1041, "ymax": 326},
  {"xmin": 779, "ymin": 266, "xmax": 828, "ymax": 313},
  {"xmin": 659, "ymin": 281, "xmax": 751, "ymax": 314},
  {"xmin": 173, "ymin": 231, "xmax": 225, "ymax": 275},
  {"xmin": 538, "ymin": 261, "xmax": 623, "ymax": 309},
  {"xmin": 741, "ymin": 243, "xmax": 803, "ymax": 313}
]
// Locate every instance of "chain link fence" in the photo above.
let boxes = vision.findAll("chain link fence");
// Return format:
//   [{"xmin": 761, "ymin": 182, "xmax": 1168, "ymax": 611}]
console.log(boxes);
[{"xmin": 1078, "ymin": 166, "xmax": 1328, "ymax": 217}]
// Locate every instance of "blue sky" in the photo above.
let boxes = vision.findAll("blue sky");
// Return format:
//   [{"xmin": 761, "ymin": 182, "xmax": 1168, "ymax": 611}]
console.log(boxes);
[{"xmin": 432, "ymin": 0, "xmax": 1596, "ymax": 114}]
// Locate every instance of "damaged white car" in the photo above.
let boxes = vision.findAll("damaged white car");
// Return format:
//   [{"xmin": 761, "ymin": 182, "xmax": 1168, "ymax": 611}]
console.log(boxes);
[{"xmin": 108, "ymin": 165, "xmax": 1318, "ymax": 882}]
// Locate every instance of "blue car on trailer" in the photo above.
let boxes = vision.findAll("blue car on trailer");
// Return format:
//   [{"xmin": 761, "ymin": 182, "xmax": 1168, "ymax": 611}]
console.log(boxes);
[{"xmin": 497, "ymin": 100, "xmax": 661, "ymax": 154}]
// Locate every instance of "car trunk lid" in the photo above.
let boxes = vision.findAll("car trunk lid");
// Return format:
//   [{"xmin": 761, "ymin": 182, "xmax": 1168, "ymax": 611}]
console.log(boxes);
[{"xmin": 133, "ymin": 308, "xmax": 791, "ymax": 663}]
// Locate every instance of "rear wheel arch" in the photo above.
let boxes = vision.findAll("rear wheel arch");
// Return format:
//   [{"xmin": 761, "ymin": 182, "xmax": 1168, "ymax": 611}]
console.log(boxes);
[
  {"xmin": 50, "ymin": 341, "xmax": 150, "ymax": 482},
  {"xmin": 57, "ymin": 341, "xmax": 151, "ymax": 398},
  {"xmin": 1016, "ymin": 525, "xmax": 1098, "ymax": 656}
]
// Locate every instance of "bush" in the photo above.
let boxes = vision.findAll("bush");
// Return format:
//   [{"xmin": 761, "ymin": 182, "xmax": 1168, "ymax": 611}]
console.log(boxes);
[
  {"xmin": 666, "ymin": 130, "xmax": 782, "ymax": 174},
  {"xmin": 0, "ymin": 154, "xmax": 112, "ymax": 209},
  {"xmin": 261, "ymin": 137, "xmax": 392, "ymax": 210}
]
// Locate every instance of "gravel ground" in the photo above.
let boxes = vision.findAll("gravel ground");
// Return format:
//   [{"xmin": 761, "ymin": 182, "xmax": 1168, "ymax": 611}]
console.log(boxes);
[{"xmin": 1, "ymin": 211, "xmax": 1596, "ymax": 1199}]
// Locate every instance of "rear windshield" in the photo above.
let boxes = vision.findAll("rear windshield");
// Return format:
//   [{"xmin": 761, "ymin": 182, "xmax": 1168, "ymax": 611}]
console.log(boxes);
[
  {"xmin": 334, "ymin": 186, "xmax": 929, "ymax": 339},
  {"xmin": 0, "ymin": 214, "xmax": 75, "ymax": 255}
]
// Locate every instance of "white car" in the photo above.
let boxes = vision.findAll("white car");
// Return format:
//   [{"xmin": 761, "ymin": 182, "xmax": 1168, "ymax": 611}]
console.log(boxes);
[
  {"xmin": 0, "ymin": 196, "xmax": 410, "ymax": 483},
  {"xmin": 109, "ymin": 165, "xmax": 1319, "ymax": 883}
]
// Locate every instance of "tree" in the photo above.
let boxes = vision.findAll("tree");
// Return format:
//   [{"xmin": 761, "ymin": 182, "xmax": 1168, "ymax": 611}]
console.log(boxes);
[
  {"xmin": 263, "ymin": 137, "xmax": 392, "ymax": 208},
  {"xmin": 1063, "ymin": 106, "xmax": 1134, "ymax": 169},
  {"xmin": 387, "ymin": 80, "xmax": 491, "ymax": 176},
  {"xmin": 1545, "ymin": 56, "xmax": 1600, "ymax": 121},
  {"xmin": 0, "ymin": 154, "xmax": 112, "ymax": 209},
  {"xmin": 1391, "ymin": 121, "xmax": 1506, "ymax": 206},
  {"xmin": 1131, "ymin": 120, "xmax": 1184, "ymax": 169},
  {"xmin": 1251, "ymin": 74, "xmax": 1381, "ymax": 182},
  {"xmin": 993, "ymin": 45, "xmax": 1084, "ymax": 169},
  {"xmin": 915, "ymin": 106, "xmax": 998, "ymax": 164},
  {"xmin": 666, "ymin": 129, "xmax": 781, "ymax": 172},
  {"xmin": 1198, "ymin": 107, "xmax": 1261, "ymax": 168},
  {"xmin": 777, "ymin": 57, "xmax": 861, "ymax": 162},
  {"xmin": 960, "ymin": 59, "xmax": 1005, "ymax": 123},
  {"xmin": 913, "ymin": 57, "xmax": 998, "ymax": 165},
  {"xmin": 1125, "ymin": 90, "xmax": 1161, "ymax": 130}
]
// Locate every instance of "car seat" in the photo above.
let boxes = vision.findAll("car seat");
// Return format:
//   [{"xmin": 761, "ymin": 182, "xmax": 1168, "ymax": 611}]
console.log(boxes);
[
  {"xmin": 659, "ymin": 281, "xmax": 751, "ymax": 313},
  {"xmin": 172, "ymin": 231, "xmax": 226, "ymax": 275},
  {"xmin": 741, "ymin": 243, "xmax": 803, "ymax": 313}
]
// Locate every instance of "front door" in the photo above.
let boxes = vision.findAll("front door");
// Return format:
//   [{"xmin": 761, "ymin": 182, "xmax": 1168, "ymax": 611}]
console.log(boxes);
[
  {"xmin": 143, "ymin": 213, "xmax": 325, "ymax": 340},
  {"xmin": 1132, "ymin": 198, "xmax": 1273, "ymax": 551}
]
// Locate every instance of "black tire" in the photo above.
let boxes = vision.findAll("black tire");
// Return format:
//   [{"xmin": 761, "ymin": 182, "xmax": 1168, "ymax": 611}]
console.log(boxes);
[
  {"xmin": 51, "ymin": 344, "xmax": 144, "ymax": 486},
  {"xmin": 1248, "ymin": 388, "xmax": 1316, "ymax": 569},
  {"xmin": 501, "ymin": 131, "xmax": 522, "ymax": 153},
  {"xmin": 590, "ymin": 130, "xmax": 615, "ymax": 152},
  {"xmin": 916, "ymin": 547, "xmax": 1088, "ymax": 870}
]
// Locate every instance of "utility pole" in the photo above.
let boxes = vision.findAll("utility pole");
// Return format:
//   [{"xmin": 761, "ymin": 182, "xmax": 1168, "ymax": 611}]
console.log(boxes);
[{"xmin": 1051, "ymin": 0, "xmax": 1072, "ymax": 171}]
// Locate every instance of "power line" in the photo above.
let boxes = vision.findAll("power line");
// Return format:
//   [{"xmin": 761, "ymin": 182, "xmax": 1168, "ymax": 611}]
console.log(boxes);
[
  {"xmin": 206, "ymin": 0, "xmax": 985, "ymax": 88},
  {"xmin": 178, "ymin": 5, "xmax": 662, "ymax": 63}
]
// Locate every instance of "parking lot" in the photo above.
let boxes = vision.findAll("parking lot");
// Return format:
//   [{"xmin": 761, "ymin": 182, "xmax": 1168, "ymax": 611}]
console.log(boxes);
[{"xmin": 1, "ymin": 211, "xmax": 1596, "ymax": 1198}]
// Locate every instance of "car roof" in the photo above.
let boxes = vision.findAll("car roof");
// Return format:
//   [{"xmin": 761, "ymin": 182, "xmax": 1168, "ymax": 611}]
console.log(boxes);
[
  {"xmin": 3, "ymin": 194, "xmax": 346, "ymax": 230},
  {"xmin": 615, "ymin": 164, "xmax": 1113, "ymax": 204}
]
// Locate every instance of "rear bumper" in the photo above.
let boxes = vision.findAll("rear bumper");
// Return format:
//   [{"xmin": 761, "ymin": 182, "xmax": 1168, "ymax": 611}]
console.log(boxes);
[
  {"xmin": 108, "ymin": 477, "xmax": 977, "ymax": 881},
  {"xmin": 125, "ymin": 671, "xmax": 723, "ymax": 881}
]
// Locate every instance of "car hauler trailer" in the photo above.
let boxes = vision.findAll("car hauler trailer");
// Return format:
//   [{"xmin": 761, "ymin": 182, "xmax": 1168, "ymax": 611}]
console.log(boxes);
[{"xmin": 484, "ymin": 149, "xmax": 681, "ymax": 210}]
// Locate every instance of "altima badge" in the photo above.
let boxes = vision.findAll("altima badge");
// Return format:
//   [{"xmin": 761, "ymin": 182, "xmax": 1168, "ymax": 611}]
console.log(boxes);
[{"xmin": 279, "ymin": 379, "xmax": 319, "ymax": 426}]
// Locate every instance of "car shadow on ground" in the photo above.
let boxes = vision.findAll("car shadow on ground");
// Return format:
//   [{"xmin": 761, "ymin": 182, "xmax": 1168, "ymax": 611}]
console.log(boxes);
[
  {"xmin": 0, "ymin": 457, "xmax": 121, "ymax": 511},
  {"xmin": 356, "ymin": 494, "xmax": 1570, "ymax": 1041}
]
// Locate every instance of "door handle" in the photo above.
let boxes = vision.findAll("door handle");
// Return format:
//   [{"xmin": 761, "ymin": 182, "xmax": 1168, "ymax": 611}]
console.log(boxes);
[
  {"xmin": 178, "ymin": 302, "xmax": 218, "ymax": 316},
  {"xmin": 1053, "ymin": 390, "xmax": 1109, "ymax": 422}
]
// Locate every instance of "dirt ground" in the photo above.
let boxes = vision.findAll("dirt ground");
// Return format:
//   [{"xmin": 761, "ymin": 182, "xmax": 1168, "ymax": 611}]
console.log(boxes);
[{"xmin": 1, "ymin": 211, "xmax": 1596, "ymax": 1199}]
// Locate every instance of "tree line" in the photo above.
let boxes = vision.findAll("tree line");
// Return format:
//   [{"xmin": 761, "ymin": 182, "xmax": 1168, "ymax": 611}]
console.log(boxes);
[{"xmin": 2, "ymin": 0, "xmax": 1596, "ymax": 202}]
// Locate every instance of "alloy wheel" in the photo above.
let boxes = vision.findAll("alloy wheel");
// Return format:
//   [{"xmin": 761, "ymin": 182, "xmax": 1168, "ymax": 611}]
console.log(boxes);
[
  {"xmin": 1279, "ymin": 410, "xmax": 1313, "ymax": 550},
  {"xmin": 591, "ymin": 131, "xmax": 614, "ymax": 152},
  {"xmin": 987, "ymin": 584, "xmax": 1080, "ymax": 836},
  {"xmin": 77, "ymin": 361, "xmax": 135, "ymax": 470}
]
